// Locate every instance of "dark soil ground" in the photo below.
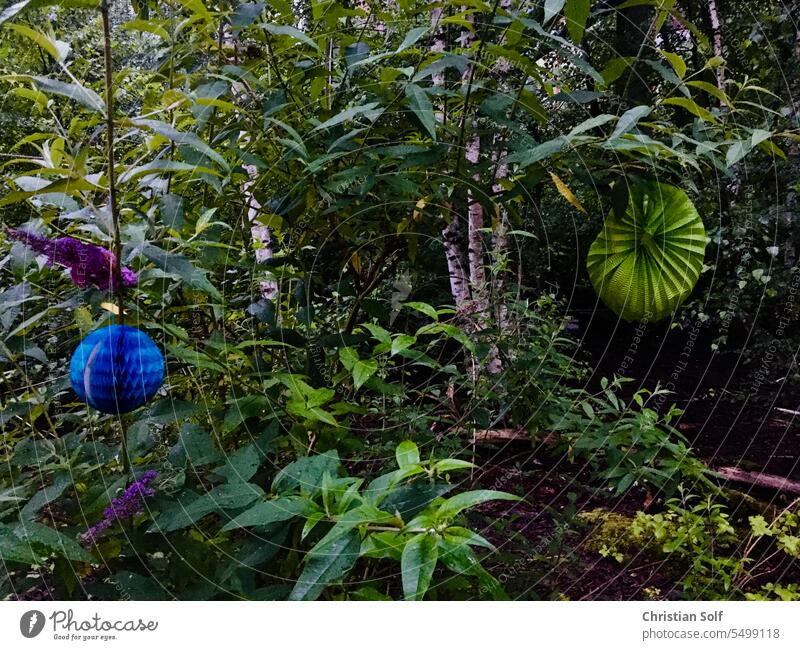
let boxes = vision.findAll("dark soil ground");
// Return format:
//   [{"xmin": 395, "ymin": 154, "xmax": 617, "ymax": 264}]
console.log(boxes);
[
  {"xmin": 468, "ymin": 306, "xmax": 800, "ymax": 600},
  {"xmin": 576, "ymin": 311, "xmax": 800, "ymax": 480}
]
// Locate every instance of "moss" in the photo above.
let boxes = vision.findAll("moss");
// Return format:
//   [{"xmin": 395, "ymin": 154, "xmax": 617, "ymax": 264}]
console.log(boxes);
[{"xmin": 578, "ymin": 508, "xmax": 643, "ymax": 562}]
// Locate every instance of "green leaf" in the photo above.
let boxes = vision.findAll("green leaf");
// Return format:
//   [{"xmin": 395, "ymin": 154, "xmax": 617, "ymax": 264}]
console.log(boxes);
[
  {"xmin": 749, "ymin": 515, "xmax": 771, "ymax": 537},
  {"xmin": 231, "ymin": 2, "xmax": 264, "ymax": 30},
  {"xmin": 130, "ymin": 119, "xmax": 228, "ymax": 169},
  {"xmin": 213, "ymin": 444, "xmax": 262, "ymax": 483},
  {"xmin": 504, "ymin": 136, "xmax": 567, "ymax": 167},
  {"xmin": 139, "ymin": 243, "xmax": 222, "ymax": 301},
  {"xmin": 272, "ymin": 451, "xmax": 340, "ymax": 494},
  {"xmin": 169, "ymin": 424, "xmax": 221, "ymax": 468},
  {"xmin": 0, "ymin": 525, "xmax": 38, "ymax": 564},
  {"xmin": 390, "ymin": 334, "xmax": 416, "ymax": 356},
  {"xmin": 516, "ymin": 88, "xmax": 548, "ymax": 123},
  {"xmin": 13, "ymin": 521, "xmax": 93, "ymax": 563},
  {"xmin": 6, "ymin": 24, "xmax": 69, "ymax": 62},
  {"xmin": 221, "ymin": 496, "xmax": 309, "ymax": 531},
  {"xmin": 543, "ymin": 0, "xmax": 566, "ymax": 24},
  {"xmin": 21, "ymin": 473, "xmax": 71, "ymax": 520},
  {"xmin": 287, "ymin": 401, "xmax": 338, "ymax": 426},
  {"xmin": 433, "ymin": 459, "xmax": 475, "ymax": 473},
  {"xmin": 660, "ymin": 50, "xmax": 686, "ymax": 78},
  {"xmin": 352, "ymin": 358, "xmax": 377, "ymax": 391},
  {"xmin": 401, "ymin": 533, "xmax": 438, "ymax": 600},
  {"xmin": 395, "ymin": 441, "xmax": 420, "ymax": 469},
  {"xmin": 222, "ymin": 394, "xmax": 268, "ymax": 434},
  {"xmin": 442, "ymin": 526, "xmax": 495, "ymax": 550},
  {"xmin": 175, "ymin": 0, "xmax": 211, "ymax": 21},
  {"xmin": 344, "ymin": 41, "xmax": 370, "ymax": 66},
  {"xmin": 338, "ymin": 347, "xmax": 376, "ymax": 390},
  {"xmin": 122, "ymin": 19, "xmax": 170, "ymax": 40},
  {"xmin": 661, "ymin": 97, "xmax": 717, "ymax": 123},
  {"xmin": 381, "ymin": 483, "xmax": 452, "ymax": 520},
  {"xmin": 436, "ymin": 490, "xmax": 520, "ymax": 521},
  {"xmin": 685, "ymin": 80, "xmax": 733, "ymax": 108},
  {"xmin": 358, "ymin": 322, "xmax": 391, "ymax": 345},
  {"xmin": 118, "ymin": 160, "xmax": 220, "ymax": 183},
  {"xmin": 564, "ymin": 0, "xmax": 590, "ymax": 44},
  {"xmin": 164, "ymin": 343, "xmax": 225, "ymax": 373},
  {"xmin": 0, "ymin": 175, "xmax": 97, "ymax": 206},
  {"xmin": 150, "ymin": 483, "xmax": 264, "ymax": 533},
  {"xmin": 610, "ymin": 105, "xmax": 652, "ymax": 140},
  {"xmin": 397, "ymin": 25, "xmax": 428, "ymax": 52},
  {"xmin": 259, "ymin": 23, "xmax": 320, "ymax": 51},
  {"xmin": 600, "ymin": 57, "xmax": 635, "ymax": 85},
  {"xmin": 311, "ymin": 503, "xmax": 391, "ymax": 552},
  {"xmin": 312, "ymin": 102, "xmax": 382, "ymax": 132},
  {"xmin": 404, "ymin": 84, "xmax": 436, "ymax": 140},
  {"xmin": 289, "ymin": 530, "xmax": 361, "ymax": 600},
  {"xmin": 403, "ymin": 301, "xmax": 438, "ymax": 321},
  {"xmin": 726, "ymin": 140, "xmax": 753, "ymax": 168},
  {"xmin": 113, "ymin": 571, "xmax": 167, "ymax": 600},
  {"xmin": 567, "ymin": 113, "xmax": 615, "ymax": 137},
  {"xmin": 30, "ymin": 75, "xmax": 104, "ymax": 112},
  {"xmin": 438, "ymin": 539, "xmax": 507, "ymax": 600}
]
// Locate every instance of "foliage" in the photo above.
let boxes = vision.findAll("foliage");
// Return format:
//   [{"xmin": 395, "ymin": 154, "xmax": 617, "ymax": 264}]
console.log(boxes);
[
  {"xmin": 552, "ymin": 379, "xmax": 713, "ymax": 497},
  {"xmin": 0, "ymin": 0, "xmax": 796, "ymax": 602},
  {"xmin": 0, "ymin": 433, "xmax": 516, "ymax": 600},
  {"xmin": 631, "ymin": 494, "xmax": 800, "ymax": 599}
]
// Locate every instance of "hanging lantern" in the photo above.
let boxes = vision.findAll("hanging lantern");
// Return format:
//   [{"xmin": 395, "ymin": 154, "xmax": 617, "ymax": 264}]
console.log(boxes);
[
  {"xmin": 70, "ymin": 325, "xmax": 164, "ymax": 414},
  {"xmin": 586, "ymin": 181, "xmax": 708, "ymax": 322}
]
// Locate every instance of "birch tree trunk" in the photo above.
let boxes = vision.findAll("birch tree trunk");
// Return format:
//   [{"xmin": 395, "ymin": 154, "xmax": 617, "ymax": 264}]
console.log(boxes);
[
  {"xmin": 244, "ymin": 164, "xmax": 279, "ymax": 301},
  {"xmin": 432, "ymin": 7, "xmax": 471, "ymax": 312},
  {"xmin": 707, "ymin": 0, "xmax": 726, "ymax": 90}
]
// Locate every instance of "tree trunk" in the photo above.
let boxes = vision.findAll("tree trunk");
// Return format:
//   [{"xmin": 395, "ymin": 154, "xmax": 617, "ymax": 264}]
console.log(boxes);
[
  {"xmin": 614, "ymin": 4, "xmax": 654, "ymax": 105},
  {"xmin": 244, "ymin": 164, "xmax": 279, "ymax": 301},
  {"xmin": 441, "ymin": 206, "xmax": 471, "ymax": 309},
  {"xmin": 707, "ymin": 0, "xmax": 725, "ymax": 90}
]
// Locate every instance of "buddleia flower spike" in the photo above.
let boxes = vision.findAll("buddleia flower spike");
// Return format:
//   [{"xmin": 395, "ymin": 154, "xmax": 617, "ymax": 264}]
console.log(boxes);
[{"xmin": 6, "ymin": 228, "xmax": 137, "ymax": 290}]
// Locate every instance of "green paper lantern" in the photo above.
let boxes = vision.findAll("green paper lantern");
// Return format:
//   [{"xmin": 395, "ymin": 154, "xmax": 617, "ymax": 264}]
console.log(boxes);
[{"xmin": 586, "ymin": 181, "xmax": 707, "ymax": 322}]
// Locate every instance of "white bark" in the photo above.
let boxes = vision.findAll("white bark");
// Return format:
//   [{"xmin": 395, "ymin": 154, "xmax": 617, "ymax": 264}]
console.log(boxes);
[
  {"xmin": 244, "ymin": 163, "xmax": 278, "ymax": 301},
  {"xmin": 441, "ymin": 206, "xmax": 471, "ymax": 308},
  {"xmin": 707, "ymin": 0, "xmax": 725, "ymax": 90},
  {"xmin": 466, "ymin": 136, "xmax": 486, "ymax": 296},
  {"xmin": 432, "ymin": 7, "xmax": 470, "ymax": 311},
  {"xmin": 491, "ymin": 141, "xmax": 511, "ymax": 332}
]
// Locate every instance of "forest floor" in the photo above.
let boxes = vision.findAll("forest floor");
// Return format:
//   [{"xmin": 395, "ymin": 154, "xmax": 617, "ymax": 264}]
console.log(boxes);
[
  {"xmin": 578, "ymin": 312, "xmax": 800, "ymax": 481},
  {"xmin": 468, "ymin": 311, "xmax": 800, "ymax": 600}
]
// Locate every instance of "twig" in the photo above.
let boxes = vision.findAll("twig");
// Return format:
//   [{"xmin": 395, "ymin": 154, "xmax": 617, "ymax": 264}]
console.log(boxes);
[
  {"xmin": 100, "ymin": 0, "xmax": 123, "ymax": 326},
  {"xmin": 101, "ymin": 0, "xmax": 129, "ymax": 475}
]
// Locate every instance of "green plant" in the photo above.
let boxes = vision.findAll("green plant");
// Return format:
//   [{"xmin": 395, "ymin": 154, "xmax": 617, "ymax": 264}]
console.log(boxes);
[
  {"xmin": 632, "ymin": 494, "xmax": 800, "ymax": 599},
  {"xmin": 555, "ymin": 379, "xmax": 713, "ymax": 497},
  {"xmin": 0, "ymin": 434, "xmax": 517, "ymax": 601}
]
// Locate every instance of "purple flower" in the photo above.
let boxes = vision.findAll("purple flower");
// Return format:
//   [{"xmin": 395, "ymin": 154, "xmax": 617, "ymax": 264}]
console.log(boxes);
[
  {"xmin": 80, "ymin": 471, "xmax": 158, "ymax": 546},
  {"xmin": 6, "ymin": 228, "xmax": 137, "ymax": 290}
]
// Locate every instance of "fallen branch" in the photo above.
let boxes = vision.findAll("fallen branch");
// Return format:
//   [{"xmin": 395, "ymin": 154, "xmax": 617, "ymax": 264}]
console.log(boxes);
[
  {"xmin": 469, "ymin": 428, "xmax": 558, "ymax": 445},
  {"xmin": 774, "ymin": 407, "xmax": 800, "ymax": 417},
  {"xmin": 470, "ymin": 428, "xmax": 528, "ymax": 444},
  {"xmin": 715, "ymin": 466, "xmax": 800, "ymax": 495}
]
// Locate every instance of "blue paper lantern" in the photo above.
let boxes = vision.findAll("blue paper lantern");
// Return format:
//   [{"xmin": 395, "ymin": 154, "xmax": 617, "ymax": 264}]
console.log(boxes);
[{"xmin": 70, "ymin": 325, "xmax": 164, "ymax": 414}]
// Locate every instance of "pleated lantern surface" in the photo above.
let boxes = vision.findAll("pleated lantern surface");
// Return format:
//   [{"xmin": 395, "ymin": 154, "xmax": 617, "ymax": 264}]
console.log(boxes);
[
  {"xmin": 70, "ymin": 325, "xmax": 164, "ymax": 414},
  {"xmin": 586, "ymin": 181, "xmax": 707, "ymax": 322}
]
